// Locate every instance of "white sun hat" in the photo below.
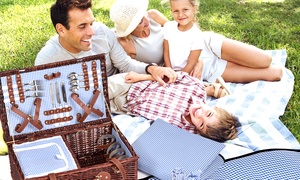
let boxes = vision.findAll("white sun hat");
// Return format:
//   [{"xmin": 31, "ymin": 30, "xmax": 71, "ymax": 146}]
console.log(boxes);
[{"xmin": 110, "ymin": 0, "xmax": 149, "ymax": 37}]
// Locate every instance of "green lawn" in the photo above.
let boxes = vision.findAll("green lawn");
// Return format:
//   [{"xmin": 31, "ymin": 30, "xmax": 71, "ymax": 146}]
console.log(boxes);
[{"xmin": 0, "ymin": 0, "xmax": 299, "ymax": 141}]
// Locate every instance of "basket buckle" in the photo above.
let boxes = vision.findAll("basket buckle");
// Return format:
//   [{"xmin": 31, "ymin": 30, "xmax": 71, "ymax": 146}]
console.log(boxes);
[{"xmin": 95, "ymin": 171, "xmax": 111, "ymax": 180}]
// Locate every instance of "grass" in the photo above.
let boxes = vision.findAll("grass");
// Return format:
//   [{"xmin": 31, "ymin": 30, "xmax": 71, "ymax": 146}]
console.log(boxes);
[{"xmin": 0, "ymin": 0, "xmax": 299, "ymax": 141}]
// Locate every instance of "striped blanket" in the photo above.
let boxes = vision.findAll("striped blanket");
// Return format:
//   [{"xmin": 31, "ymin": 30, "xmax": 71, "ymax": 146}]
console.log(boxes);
[{"xmin": 113, "ymin": 49, "xmax": 300, "ymax": 160}]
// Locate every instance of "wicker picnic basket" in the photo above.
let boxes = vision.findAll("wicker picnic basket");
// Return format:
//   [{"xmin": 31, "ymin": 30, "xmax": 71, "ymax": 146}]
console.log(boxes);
[{"xmin": 0, "ymin": 54, "xmax": 138, "ymax": 180}]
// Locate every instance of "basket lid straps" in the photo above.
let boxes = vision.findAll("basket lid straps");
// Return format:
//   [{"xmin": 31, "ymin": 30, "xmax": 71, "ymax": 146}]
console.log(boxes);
[
  {"xmin": 11, "ymin": 98, "xmax": 43, "ymax": 133},
  {"xmin": 71, "ymin": 90, "xmax": 104, "ymax": 123}
]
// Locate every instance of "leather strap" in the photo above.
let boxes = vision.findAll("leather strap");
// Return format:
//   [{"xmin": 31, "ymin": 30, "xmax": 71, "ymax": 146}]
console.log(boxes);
[
  {"xmin": 45, "ymin": 116, "xmax": 73, "ymax": 125},
  {"xmin": 48, "ymin": 173, "xmax": 57, "ymax": 180},
  {"xmin": 91, "ymin": 60, "xmax": 99, "ymax": 90},
  {"xmin": 71, "ymin": 93, "xmax": 92, "ymax": 114},
  {"xmin": 95, "ymin": 151, "xmax": 126, "ymax": 179},
  {"xmin": 44, "ymin": 72, "xmax": 61, "ymax": 80},
  {"xmin": 82, "ymin": 62, "xmax": 90, "ymax": 91},
  {"xmin": 6, "ymin": 75, "xmax": 16, "ymax": 105},
  {"xmin": 109, "ymin": 158, "xmax": 126, "ymax": 179},
  {"xmin": 12, "ymin": 98, "xmax": 43, "ymax": 133},
  {"xmin": 15, "ymin": 73, "xmax": 25, "ymax": 103},
  {"xmin": 44, "ymin": 106, "xmax": 72, "ymax": 116},
  {"xmin": 71, "ymin": 90, "xmax": 104, "ymax": 123}
]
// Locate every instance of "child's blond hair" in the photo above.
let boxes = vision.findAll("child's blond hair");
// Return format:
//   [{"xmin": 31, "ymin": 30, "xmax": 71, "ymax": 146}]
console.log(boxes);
[{"xmin": 199, "ymin": 107, "xmax": 239, "ymax": 142}]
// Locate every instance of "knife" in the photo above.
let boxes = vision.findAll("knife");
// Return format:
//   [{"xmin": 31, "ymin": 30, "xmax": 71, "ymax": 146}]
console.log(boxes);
[
  {"xmin": 61, "ymin": 81, "xmax": 67, "ymax": 105},
  {"xmin": 50, "ymin": 83, "xmax": 56, "ymax": 108},
  {"xmin": 55, "ymin": 81, "xmax": 62, "ymax": 107}
]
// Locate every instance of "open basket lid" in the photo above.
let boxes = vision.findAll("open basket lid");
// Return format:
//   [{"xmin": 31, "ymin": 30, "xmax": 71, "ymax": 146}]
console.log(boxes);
[{"xmin": 0, "ymin": 54, "xmax": 112, "ymax": 143}]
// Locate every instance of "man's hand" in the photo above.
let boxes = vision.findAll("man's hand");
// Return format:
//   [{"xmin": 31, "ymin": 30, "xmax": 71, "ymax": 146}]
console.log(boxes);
[{"xmin": 147, "ymin": 66, "xmax": 177, "ymax": 86}]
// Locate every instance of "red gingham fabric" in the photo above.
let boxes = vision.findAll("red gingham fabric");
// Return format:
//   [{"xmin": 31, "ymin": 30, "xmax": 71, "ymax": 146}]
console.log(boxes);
[{"xmin": 125, "ymin": 72, "xmax": 206, "ymax": 134}]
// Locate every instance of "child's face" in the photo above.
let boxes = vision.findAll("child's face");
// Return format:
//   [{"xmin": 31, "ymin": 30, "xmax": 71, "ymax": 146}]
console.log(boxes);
[
  {"xmin": 170, "ymin": 0, "xmax": 197, "ymax": 26},
  {"xmin": 189, "ymin": 103, "xmax": 218, "ymax": 134}
]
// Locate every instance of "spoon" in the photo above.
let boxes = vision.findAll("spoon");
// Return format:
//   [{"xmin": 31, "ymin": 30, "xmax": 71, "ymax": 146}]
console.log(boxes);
[
  {"xmin": 70, "ymin": 85, "xmax": 85, "ymax": 92},
  {"xmin": 69, "ymin": 78, "xmax": 84, "ymax": 85},
  {"xmin": 67, "ymin": 72, "xmax": 84, "ymax": 79}
]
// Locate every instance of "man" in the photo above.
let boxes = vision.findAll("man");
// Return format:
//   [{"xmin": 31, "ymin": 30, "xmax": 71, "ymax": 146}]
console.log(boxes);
[{"xmin": 35, "ymin": 0, "xmax": 177, "ymax": 85}]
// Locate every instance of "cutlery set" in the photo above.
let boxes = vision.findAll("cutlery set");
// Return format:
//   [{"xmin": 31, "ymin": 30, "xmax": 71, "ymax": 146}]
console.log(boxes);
[{"xmin": 0, "ymin": 59, "xmax": 104, "ymax": 132}]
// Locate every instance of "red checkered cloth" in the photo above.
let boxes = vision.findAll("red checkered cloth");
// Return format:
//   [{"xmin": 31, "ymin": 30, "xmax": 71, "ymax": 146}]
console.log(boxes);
[{"xmin": 124, "ymin": 71, "xmax": 206, "ymax": 134}]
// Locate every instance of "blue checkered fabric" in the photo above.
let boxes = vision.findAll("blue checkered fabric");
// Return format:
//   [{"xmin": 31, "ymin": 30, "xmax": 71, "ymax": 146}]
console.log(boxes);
[
  {"xmin": 207, "ymin": 149, "xmax": 300, "ymax": 179},
  {"xmin": 13, "ymin": 136, "xmax": 77, "ymax": 178},
  {"xmin": 132, "ymin": 119, "xmax": 225, "ymax": 180}
]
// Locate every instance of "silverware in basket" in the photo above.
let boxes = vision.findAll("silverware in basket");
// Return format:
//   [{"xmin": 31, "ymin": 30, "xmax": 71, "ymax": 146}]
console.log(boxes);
[
  {"xmin": 70, "ymin": 85, "xmax": 86, "ymax": 92},
  {"xmin": 50, "ymin": 83, "xmax": 56, "ymax": 108},
  {"xmin": 69, "ymin": 78, "xmax": 84, "ymax": 86},
  {"xmin": 61, "ymin": 81, "xmax": 68, "ymax": 106},
  {"xmin": 24, "ymin": 85, "xmax": 44, "ymax": 92},
  {"xmin": 23, "ymin": 80, "xmax": 43, "ymax": 86},
  {"xmin": 25, "ymin": 92, "xmax": 44, "ymax": 98},
  {"xmin": 68, "ymin": 72, "xmax": 84, "ymax": 80}
]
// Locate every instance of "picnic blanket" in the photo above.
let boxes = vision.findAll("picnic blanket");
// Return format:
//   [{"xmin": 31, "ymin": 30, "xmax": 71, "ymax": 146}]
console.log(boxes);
[
  {"xmin": 113, "ymin": 49, "xmax": 300, "ymax": 161},
  {"xmin": 0, "ymin": 50, "xmax": 299, "ymax": 179}
]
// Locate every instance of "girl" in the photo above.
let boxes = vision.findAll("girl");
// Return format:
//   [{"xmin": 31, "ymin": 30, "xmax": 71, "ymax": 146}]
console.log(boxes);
[{"xmin": 163, "ymin": 0, "xmax": 203, "ymax": 75}]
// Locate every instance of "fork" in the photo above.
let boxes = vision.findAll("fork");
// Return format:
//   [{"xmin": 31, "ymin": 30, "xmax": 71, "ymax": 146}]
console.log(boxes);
[
  {"xmin": 24, "ymin": 85, "xmax": 44, "ymax": 92},
  {"xmin": 23, "ymin": 80, "xmax": 43, "ymax": 86},
  {"xmin": 25, "ymin": 92, "xmax": 44, "ymax": 98}
]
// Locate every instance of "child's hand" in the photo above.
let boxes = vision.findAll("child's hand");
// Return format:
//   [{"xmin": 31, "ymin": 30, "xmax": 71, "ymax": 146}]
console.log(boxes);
[
  {"xmin": 190, "ymin": 60, "xmax": 203, "ymax": 80},
  {"xmin": 125, "ymin": 71, "xmax": 140, "ymax": 83}
]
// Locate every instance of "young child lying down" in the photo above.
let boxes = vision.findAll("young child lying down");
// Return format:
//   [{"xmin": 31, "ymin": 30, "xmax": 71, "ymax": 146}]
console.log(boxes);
[{"xmin": 108, "ymin": 71, "xmax": 239, "ymax": 142}]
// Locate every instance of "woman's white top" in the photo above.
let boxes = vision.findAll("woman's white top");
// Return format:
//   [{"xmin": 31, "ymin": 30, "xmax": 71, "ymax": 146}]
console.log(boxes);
[{"xmin": 132, "ymin": 18, "xmax": 165, "ymax": 66}]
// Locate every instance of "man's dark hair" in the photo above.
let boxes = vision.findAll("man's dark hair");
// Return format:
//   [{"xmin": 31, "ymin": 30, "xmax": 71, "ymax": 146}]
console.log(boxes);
[{"xmin": 50, "ymin": 0, "xmax": 92, "ymax": 30}]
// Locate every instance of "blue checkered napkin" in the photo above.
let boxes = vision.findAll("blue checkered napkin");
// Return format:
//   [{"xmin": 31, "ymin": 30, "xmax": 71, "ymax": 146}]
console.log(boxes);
[
  {"xmin": 132, "ymin": 119, "xmax": 225, "ymax": 180},
  {"xmin": 207, "ymin": 149, "xmax": 300, "ymax": 179},
  {"xmin": 13, "ymin": 136, "xmax": 77, "ymax": 178}
]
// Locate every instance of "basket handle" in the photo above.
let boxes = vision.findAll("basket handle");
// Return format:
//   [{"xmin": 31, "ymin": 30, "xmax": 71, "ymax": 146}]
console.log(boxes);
[{"xmin": 94, "ymin": 158, "xmax": 126, "ymax": 180}]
